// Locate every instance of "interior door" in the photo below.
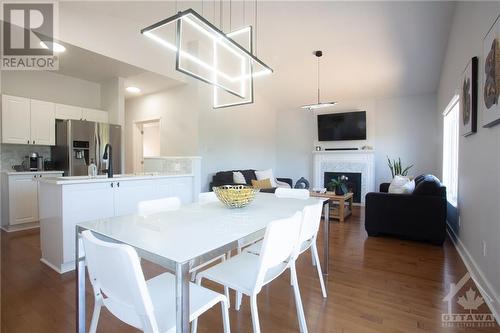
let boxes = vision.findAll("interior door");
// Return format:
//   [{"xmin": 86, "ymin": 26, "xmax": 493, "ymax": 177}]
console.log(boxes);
[
  {"xmin": 30, "ymin": 99, "xmax": 56, "ymax": 145},
  {"xmin": 2, "ymin": 95, "xmax": 31, "ymax": 144},
  {"xmin": 9, "ymin": 175, "xmax": 38, "ymax": 225}
]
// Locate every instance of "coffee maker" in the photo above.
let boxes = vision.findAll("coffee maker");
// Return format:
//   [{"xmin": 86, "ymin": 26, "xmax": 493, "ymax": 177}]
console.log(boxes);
[{"xmin": 23, "ymin": 153, "xmax": 44, "ymax": 171}]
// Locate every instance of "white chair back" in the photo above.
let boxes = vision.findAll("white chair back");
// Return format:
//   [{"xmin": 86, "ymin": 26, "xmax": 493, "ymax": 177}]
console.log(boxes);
[
  {"xmin": 198, "ymin": 191, "xmax": 218, "ymax": 204},
  {"xmin": 299, "ymin": 201, "xmax": 324, "ymax": 244},
  {"xmin": 275, "ymin": 188, "xmax": 310, "ymax": 199},
  {"xmin": 82, "ymin": 230, "xmax": 159, "ymax": 332},
  {"xmin": 137, "ymin": 197, "xmax": 181, "ymax": 216},
  {"xmin": 254, "ymin": 211, "xmax": 302, "ymax": 291}
]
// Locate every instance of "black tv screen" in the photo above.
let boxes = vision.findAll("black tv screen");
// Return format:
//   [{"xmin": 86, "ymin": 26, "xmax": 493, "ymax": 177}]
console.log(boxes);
[{"xmin": 317, "ymin": 111, "xmax": 366, "ymax": 141}]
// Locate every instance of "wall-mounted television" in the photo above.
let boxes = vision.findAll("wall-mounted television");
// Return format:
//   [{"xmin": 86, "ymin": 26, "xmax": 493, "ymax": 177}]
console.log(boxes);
[{"xmin": 317, "ymin": 111, "xmax": 367, "ymax": 141}]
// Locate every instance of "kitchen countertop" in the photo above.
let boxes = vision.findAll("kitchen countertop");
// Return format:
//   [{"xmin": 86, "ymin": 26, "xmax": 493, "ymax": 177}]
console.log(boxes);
[
  {"xmin": 38, "ymin": 173, "xmax": 194, "ymax": 185},
  {"xmin": 4, "ymin": 171, "xmax": 64, "ymax": 175}
]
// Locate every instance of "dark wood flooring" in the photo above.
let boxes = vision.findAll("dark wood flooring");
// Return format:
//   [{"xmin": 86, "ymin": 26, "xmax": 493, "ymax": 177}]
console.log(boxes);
[{"xmin": 1, "ymin": 207, "xmax": 498, "ymax": 332}]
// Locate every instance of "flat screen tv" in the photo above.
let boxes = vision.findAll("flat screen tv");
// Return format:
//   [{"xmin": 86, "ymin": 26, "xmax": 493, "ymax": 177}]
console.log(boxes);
[{"xmin": 317, "ymin": 111, "xmax": 366, "ymax": 141}]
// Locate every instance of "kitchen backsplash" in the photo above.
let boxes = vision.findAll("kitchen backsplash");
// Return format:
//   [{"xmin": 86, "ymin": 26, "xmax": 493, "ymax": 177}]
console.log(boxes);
[{"xmin": 0, "ymin": 144, "xmax": 51, "ymax": 172}]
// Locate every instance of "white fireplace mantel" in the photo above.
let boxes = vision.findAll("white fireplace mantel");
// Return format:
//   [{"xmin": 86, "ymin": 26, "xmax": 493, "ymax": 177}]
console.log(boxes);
[{"xmin": 312, "ymin": 150, "xmax": 375, "ymax": 204}]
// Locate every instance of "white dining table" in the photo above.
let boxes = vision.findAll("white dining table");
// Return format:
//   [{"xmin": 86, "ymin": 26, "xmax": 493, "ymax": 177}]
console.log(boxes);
[{"xmin": 75, "ymin": 193, "xmax": 330, "ymax": 333}]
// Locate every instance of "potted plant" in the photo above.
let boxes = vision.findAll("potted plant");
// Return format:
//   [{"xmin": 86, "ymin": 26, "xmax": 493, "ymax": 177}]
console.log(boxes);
[
  {"xmin": 387, "ymin": 156, "xmax": 413, "ymax": 178},
  {"xmin": 326, "ymin": 175, "xmax": 349, "ymax": 195}
]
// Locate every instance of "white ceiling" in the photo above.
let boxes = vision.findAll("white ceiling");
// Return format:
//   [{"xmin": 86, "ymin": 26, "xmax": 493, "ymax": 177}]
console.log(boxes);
[
  {"xmin": 61, "ymin": 1, "xmax": 456, "ymax": 107},
  {"xmin": 56, "ymin": 42, "xmax": 182, "ymax": 98}
]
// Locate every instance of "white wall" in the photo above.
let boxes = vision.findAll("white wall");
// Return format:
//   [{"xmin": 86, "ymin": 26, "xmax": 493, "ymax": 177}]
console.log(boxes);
[
  {"xmin": 276, "ymin": 94, "xmax": 439, "ymax": 187},
  {"xmin": 125, "ymin": 80, "xmax": 278, "ymax": 190},
  {"xmin": 437, "ymin": 1, "xmax": 500, "ymax": 319},
  {"xmin": 1, "ymin": 71, "xmax": 101, "ymax": 108}
]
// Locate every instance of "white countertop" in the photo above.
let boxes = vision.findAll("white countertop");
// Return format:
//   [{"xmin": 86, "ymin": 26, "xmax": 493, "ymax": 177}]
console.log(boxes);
[
  {"xmin": 39, "ymin": 173, "xmax": 194, "ymax": 185},
  {"xmin": 4, "ymin": 170, "xmax": 64, "ymax": 175}
]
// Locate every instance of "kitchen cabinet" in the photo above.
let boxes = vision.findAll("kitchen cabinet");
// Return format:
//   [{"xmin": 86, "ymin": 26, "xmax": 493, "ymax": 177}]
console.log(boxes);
[
  {"xmin": 1, "ymin": 172, "xmax": 64, "ymax": 228},
  {"xmin": 55, "ymin": 104, "xmax": 81, "ymax": 120},
  {"xmin": 1, "ymin": 95, "xmax": 55, "ymax": 145},
  {"xmin": 55, "ymin": 104, "xmax": 109, "ymax": 123},
  {"xmin": 82, "ymin": 108, "xmax": 108, "ymax": 123},
  {"xmin": 38, "ymin": 175, "xmax": 195, "ymax": 273},
  {"xmin": 30, "ymin": 99, "xmax": 56, "ymax": 145},
  {"xmin": 2, "ymin": 95, "xmax": 31, "ymax": 144}
]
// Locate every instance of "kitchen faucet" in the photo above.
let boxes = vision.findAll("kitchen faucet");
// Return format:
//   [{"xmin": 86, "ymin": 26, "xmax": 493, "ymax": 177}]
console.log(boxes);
[{"xmin": 102, "ymin": 144, "xmax": 113, "ymax": 178}]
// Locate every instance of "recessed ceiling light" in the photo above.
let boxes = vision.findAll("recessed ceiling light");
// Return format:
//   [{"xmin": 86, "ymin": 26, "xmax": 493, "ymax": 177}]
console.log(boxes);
[
  {"xmin": 126, "ymin": 86, "xmax": 141, "ymax": 93},
  {"xmin": 39, "ymin": 41, "xmax": 66, "ymax": 53}
]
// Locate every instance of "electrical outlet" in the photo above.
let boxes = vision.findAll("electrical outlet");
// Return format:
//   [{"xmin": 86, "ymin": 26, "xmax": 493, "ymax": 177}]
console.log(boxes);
[{"xmin": 482, "ymin": 241, "xmax": 487, "ymax": 257}]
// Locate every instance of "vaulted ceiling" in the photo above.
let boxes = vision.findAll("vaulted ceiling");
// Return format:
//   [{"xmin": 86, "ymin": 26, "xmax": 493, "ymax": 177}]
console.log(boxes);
[{"xmin": 59, "ymin": 1, "xmax": 456, "ymax": 108}]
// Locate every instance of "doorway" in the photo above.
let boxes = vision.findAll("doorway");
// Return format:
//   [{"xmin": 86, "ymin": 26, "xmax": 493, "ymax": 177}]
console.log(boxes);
[{"xmin": 133, "ymin": 119, "xmax": 161, "ymax": 173}]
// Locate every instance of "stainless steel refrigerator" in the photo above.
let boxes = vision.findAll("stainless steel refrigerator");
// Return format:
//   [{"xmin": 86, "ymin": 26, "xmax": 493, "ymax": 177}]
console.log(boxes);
[{"xmin": 52, "ymin": 120, "xmax": 121, "ymax": 176}]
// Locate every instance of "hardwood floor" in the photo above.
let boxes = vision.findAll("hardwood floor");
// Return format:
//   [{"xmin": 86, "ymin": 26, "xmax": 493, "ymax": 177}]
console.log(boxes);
[{"xmin": 1, "ymin": 207, "xmax": 498, "ymax": 333}]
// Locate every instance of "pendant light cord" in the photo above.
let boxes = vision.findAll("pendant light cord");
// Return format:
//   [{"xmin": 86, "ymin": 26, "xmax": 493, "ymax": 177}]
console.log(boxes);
[
  {"xmin": 229, "ymin": 0, "xmax": 232, "ymax": 32},
  {"xmin": 317, "ymin": 55, "xmax": 320, "ymax": 104},
  {"xmin": 254, "ymin": 0, "xmax": 258, "ymax": 55}
]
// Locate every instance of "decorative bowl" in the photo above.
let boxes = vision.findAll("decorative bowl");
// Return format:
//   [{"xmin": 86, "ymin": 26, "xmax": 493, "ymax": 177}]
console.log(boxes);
[{"xmin": 213, "ymin": 185, "xmax": 260, "ymax": 208}]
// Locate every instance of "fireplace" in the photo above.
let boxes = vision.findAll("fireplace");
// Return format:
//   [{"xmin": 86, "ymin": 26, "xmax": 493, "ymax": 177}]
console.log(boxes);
[{"xmin": 324, "ymin": 172, "xmax": 362, "ymax": 203}]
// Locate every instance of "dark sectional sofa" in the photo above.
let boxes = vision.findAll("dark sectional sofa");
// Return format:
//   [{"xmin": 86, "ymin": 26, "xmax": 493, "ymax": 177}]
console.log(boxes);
[
  {"xmin": 365, "ymin": 174, "xmax": 447, "ymax": 245},
  {"xmin": 209, "ymin": 169, "xmax": 293, "ymax": 193}
]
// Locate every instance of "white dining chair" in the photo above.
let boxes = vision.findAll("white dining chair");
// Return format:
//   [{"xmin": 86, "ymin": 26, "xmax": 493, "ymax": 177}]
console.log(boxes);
[
  {"xmin": 275, "ymin": 187, "xmax": 310, "ymax": 199},
  {"xmin": 194, "ymin": 212, "xmax": 307, "ymax": 333},
  {"xmin": 81, "ymin": 230, "xmax": 230, "ymax": 333},
  {"xmin": 138, "ymin": 197, "xmax": 181, "ymax": 216},
  {"xmin": 245, "ymin": 194, "xmax": 327, "ymax": 298}
]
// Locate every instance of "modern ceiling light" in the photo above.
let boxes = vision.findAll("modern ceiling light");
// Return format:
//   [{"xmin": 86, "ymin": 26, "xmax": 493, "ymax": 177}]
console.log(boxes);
[
  {"xmin": 301, "ymin": 50, "xmax": 337, "ymax": 110},
  {"xmin": 141, "ymin": 8, "xmax": 272, "ymax": 99},
  {"xmin": 126, "ymin": 86, "xmax": 141, "ymax": 93},
  {"xmin": 39, "ymin": 41, "xmax": 66, "ymax": 53}
]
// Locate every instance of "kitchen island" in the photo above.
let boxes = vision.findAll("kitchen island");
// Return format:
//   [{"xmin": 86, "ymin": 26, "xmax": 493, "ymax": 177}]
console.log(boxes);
[{"xmin": 39, "ymin": 173, "xmax": 199, "ymax": 273}]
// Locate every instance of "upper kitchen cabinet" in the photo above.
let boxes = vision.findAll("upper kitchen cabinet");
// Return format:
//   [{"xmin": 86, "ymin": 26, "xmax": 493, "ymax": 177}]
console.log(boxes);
[
  {"xmin": 55, "ymin": 104, "xmax": 82, "ymax": 120},
  {"xmin": 82, "ymin": 108, "xmax": 108, "ymax": 123},
  {"xmin": 55, "ymin": 104, "xmax": 109, "ymax": 123},
  {"xmin": 30, "ymin": 99, "xmax": 56, "ymax": 145},
  {"xmin": 2, "ymin": 95, "xmax": 31, "ymax": 144},
  {"xmin": 1, "ymin": 95, "xmax": 55, "ymax": 145}
]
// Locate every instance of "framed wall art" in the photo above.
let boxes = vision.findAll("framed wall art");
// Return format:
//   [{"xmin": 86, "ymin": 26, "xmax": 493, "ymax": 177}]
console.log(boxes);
[
  {"xmin": 460, "ymin": 57, "xmax": 478, "ymax": 136},
  {"xmin": 482, "ymin": 14, "xmax": 500, "ymax": 128}
]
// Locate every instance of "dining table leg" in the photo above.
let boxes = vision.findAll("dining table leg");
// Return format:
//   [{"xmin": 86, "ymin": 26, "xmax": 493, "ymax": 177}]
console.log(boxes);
[
  {"xmin": 175, "ymin": 262, "xmax": 190, "ymax": 333},
  {"xmin": 75, "ymin": 227, "xmax": 86, "ymax": 333},
  {"xmin": 323, "ymin": 201, "xmax": 330, "ymax": 275}
]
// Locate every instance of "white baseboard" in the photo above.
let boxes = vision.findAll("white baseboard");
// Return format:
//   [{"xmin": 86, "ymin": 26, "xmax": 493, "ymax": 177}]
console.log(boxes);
[
  {"xmin": 40, "ymin": 258, "xmax": 75, "ymax": 274},
  {"xmin": 1, "ymin": 222, "xmax": 40, "ymax": 232},
  {"xmin": 447, "ymin": 225, "xmax": 500, "ymax": 324}
]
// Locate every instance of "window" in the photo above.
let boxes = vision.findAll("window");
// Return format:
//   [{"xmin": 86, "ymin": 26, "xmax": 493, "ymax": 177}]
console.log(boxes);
[{"xmin": 442, "ymin": 95, "xmax": 459, "ymax": 206}]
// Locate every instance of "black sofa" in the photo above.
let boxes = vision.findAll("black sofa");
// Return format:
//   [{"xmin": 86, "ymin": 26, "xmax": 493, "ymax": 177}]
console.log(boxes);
[
  {"xmin": 209, "ymin": 169, "xmax": 293, "ymax": 193},
  {"xmin": 365, "ymin": 174, "xmax": 447, "ymax": 245}
]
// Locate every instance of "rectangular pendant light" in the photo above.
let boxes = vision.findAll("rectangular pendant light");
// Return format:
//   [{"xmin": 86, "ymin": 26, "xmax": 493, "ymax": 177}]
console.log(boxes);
[
  {"xmin": 141, "ymin": 9, "xmax": 272, "ymax": 99},
  {"xmin": 300, "ymin": 102, "xmax": 338, "ymax": 110}
]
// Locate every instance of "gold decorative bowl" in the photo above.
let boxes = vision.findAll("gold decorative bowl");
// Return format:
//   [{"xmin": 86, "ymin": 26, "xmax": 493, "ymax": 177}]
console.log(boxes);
[{"xmin": 213, "ymin": 185, "xmax": 260, "ymax": 208}]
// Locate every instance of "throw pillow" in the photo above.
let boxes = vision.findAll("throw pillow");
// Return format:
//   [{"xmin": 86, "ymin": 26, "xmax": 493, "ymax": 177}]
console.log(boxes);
[
  {"xmin": 413, "ymin": 175, "xmax": 441, "ymax": 196},
  {"xmin": 388, "ymin": 175, "xmax": 415, "ymax": 194},
  {"xmin": 233, "ymin": 171, "xmax": 247, "ymax": 184},
  {"xmin": 255, "ymin": 169, "xmax": 277, "ymax": 187},
  {"xmin": 251, "ymin": 178, "xmax": 273, "ymax": 189}
]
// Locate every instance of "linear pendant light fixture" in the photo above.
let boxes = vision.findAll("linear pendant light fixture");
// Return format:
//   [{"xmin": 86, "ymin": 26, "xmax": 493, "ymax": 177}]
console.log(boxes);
[
  {"xmin": 141, "ymin": 8, "xmax": 273, "ymax": 101},
  {"xmin": 301, "ymin": 50, "xmax": 337, "ymax": 110}
]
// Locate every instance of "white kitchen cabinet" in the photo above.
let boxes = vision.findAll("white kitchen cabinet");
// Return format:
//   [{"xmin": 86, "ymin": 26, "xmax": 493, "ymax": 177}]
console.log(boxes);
[
  {"xmin": 82, "ymin": 108, "xmax": 108, "ymax": 123},
  {"xmin": 55, "ymin": 104, "xmax": 82, "ymax": 120},
  {"xmin": 1, "ymin": 172, "xmax": 64, "ymax": 229},
  {"xmin": 30, "ymin": 99, "xmax": 56, "ymax": 145},
  {"xmin": 2, "ymin": 95, "xmax": 31, "ymax": 144},
  {"xmin": 113, "ymin": 179, "xmax": 159, "ymax": 216},
  {"xmin": 1, "ymin": 95, "xmax": 56, "ymax": 145},
  {"xmin": 38, "ymin": 175, "xmax": 195, "ymax": 273}
]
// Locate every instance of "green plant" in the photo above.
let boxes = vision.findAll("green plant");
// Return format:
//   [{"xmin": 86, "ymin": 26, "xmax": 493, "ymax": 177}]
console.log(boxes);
[
  {"xmin": 387, "ymin": 156, "xmax": 413, "ymax": 178},
  {"xmin": 326, "ymin": 175, "xmax": 349, "ymax": 193}
]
